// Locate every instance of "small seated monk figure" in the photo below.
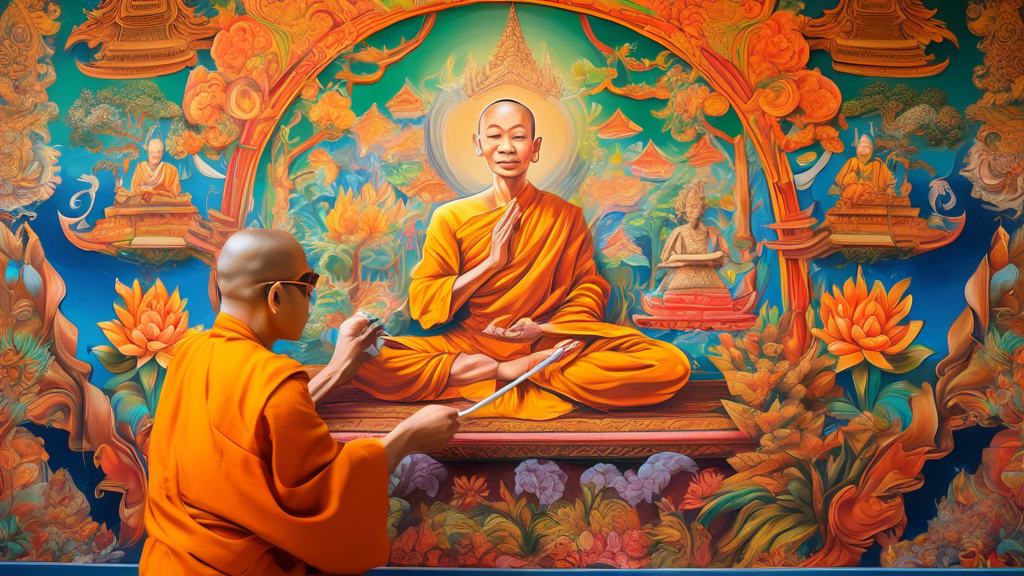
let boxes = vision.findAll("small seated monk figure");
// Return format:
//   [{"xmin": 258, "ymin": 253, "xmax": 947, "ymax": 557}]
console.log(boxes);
[
  {"xmin": 115, "ymin": 139, "xmax": 191, "ymax": 205},
  {"xmin": 657, "ymin": 180, "xmax": 730, "ymax": 293},
  {"xmin": 141, "ymin": 229, "xmax": 460, "ymax": 575},
  {"xmin": 352, "ymin": 99, "xmax": 690, "ymax": 421},
  {"xmin": 829, "ymin": 133, "xmax": 898, "ymax": 205}
]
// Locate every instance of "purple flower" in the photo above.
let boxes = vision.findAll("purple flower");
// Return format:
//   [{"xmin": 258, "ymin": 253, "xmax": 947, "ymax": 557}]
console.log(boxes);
[
  {"xmin": 610, "ymin": 470, "xmax": 660, "ymax": 506},
  {"xmin": 607, "ymin": 453, "xmax": 699, "ymax": 506},
  {"xmin": 514, "ymin": 459, "xmax": 567, "ymax": 508},
  {"xmin": 637, "ymin": 452, "xmax": 698, "ymax": 493},
  {"xmin": 580, "ymin": 463, "xmax": 624, "ymax": 491},
  {"xmin": 391, "ymin": 454, "xmax": 448, "ymax": 497}
]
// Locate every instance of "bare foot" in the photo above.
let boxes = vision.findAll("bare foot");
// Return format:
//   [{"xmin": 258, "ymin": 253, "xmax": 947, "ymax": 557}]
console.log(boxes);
[{"xmin": 495, "ymin": 340, "xmax": 580, "ymax": 381}]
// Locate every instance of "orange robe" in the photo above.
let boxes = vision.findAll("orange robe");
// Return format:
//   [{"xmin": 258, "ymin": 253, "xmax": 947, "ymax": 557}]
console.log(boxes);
[
  {"xmin": 835, "ymin": 156, "xmax": 894, "ymax": 203},
  {"xmin": 117, "ymin": 161, "xmax": 183, "ymax": 204},
  {"xmin": 354, "ymin": 183, "xmax": 690, "ymax": 420},
  {"xmin": 141, "ymin": 314, "xmax": 390, "ymax": 575}
]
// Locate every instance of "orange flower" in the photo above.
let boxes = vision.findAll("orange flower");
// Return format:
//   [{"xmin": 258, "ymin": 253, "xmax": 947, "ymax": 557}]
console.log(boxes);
[
  {"xmin": 324, "ymin": 188, "xmax": 361, "ymax": 243},
  {"xmin": 679, "ymin": 468, "xmax": 725, "ymax": 510},
  {"xmin": 745, "ymin": 11, "xmax": 810, "ymax": 84},
  {"xmin": 204, "ymin": 118, "xmax": 239, "ymax": 151},
  {"xmin": 451, "ymin": 475, "xmax": 489, "ymax": 509},
  {"xmin": 211, "ymin": 16, "xmax": 275, "ymax": 77},
  {"xmin": 811, "ymin": 266, "xmax": 923, "ymax": 372},
  {"xmin": 789, "ymin": 70, "xmax": 841, "ymax": 127},
  {"xmin": 97, "ymin": 279, "xmax": 193, "ymax": 369},
  {"xmin": 167, "ymin": 130, "xmax": 206, "ymax": 159},
  {"xmin": 300, "ymin": 79, "xmax": 320, "ymax": 101},
  {"xmin": 307, "ymin": 148, "xmax": 339, "ymax": 185},
  {"xmin": 224, "ymin": 77, "xmax": 264, "ymax": 120},
  {"xmin": 672, "ymin": 84, "xmax": 711, "ymax": 121},
  {"xmin": 308, "ymin": 91, "xmax": 356, "ymax": 132},
  {"xmin": 183, "ymin": 67, "xmax": 227, "ymax": 126},
  {"xmin": 357, "ymin": 206, "xmax": 390, "ymax": 242}
]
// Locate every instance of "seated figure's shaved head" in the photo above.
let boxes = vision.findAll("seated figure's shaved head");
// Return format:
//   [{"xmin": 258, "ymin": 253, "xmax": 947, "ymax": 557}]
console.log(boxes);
[
  {"xmin": 478, "ymin": 99, "xmax": 536, "ymax": 138},
  {"xmin": 217, "ymin": 228, "xmax": 309, "ymax": 304}
]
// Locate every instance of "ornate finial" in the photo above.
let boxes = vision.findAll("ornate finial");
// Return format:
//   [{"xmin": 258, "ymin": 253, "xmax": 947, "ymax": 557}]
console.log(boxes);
[{"xmin": 462, "ymin": 5, "xmax": 564, "ymax": 99}]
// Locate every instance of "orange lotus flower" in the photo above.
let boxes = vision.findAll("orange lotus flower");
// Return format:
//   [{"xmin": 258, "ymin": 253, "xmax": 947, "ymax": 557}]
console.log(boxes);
[
  {"xmin": 679, "ymin": 468, "xmax": 725, "ymax": 510},
  {"xmin": 451, "ymin": 475, "xmax": 490, "ymax": 509},
  {"xmin": 811, "ymin": 266, "xmax": 924, "ymax": 372},
  {"xmin": 324, "ymin": 188, "xmax": 361, "ymax": 242},
  {"xmin": 98, "ymin": 279, "xmax": 193, "ymax": 369}
]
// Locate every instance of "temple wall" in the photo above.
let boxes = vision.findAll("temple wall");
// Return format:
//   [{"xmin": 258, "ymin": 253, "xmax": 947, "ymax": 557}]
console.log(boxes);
[{"xmin": 0, "ymin": 0, "xmax": 1020, "ymax": 569}]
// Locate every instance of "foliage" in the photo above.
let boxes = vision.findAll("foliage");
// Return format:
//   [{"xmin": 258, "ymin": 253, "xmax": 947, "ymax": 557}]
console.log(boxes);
[
  {"xmin": 882, "ymin": 226, "xmax": 1024, "ymax": 568},
  {"xmin": 63, "ymin": 82, "xmax": 182, "ymax": 157},
  {"xmin": 385, "ymin": 454, "xmax": 699, "ymax": 568},
  {"xmin": 699, "ymin": 278, "xmax": 941, "ymax": 567}
]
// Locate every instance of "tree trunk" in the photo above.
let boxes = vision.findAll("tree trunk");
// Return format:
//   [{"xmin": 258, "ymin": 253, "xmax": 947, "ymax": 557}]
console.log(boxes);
[{"xmin": 648, "ymin": 230, "xmax": 661, "ymax": 290}]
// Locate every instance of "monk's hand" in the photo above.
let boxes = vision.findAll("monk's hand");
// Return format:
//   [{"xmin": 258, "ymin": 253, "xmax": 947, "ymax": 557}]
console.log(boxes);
[
  {"xmin": 486, "ymin": 198, "xmax": 521, "ymax": 270},
  {"xmin": 503, "ymin": 318, "xmax": 544, "ymax": 342},
  {"xmin": 382, "ymin": 405, "xmax": 460, "ymax": 472},
  {"xmin": 328, "ymin": 313, "xmax": 383, "ymax": 383}
]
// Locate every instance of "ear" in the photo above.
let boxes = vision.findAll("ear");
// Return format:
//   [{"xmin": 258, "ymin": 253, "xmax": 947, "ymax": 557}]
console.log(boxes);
[
  {"xmin": 267, "ymin": 284, "xmax": 282, "ymax": 315},
  {"xmin": 472, "ymin": 133, "xmax": 484, "ymax": 156},
  {"xmin": 532, "ymin": 136, "xmax": 542, "ymax": 162}
]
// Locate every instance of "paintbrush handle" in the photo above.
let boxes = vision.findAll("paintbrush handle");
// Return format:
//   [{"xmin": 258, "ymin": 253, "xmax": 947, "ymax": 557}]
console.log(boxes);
[{"xmin": 458, "ymin": 347, "xmax": 566, "ymax": 418}]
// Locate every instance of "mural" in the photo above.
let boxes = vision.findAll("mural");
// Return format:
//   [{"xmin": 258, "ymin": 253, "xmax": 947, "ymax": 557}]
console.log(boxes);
[{"xmin": 0, "ymin": 0, "xmax": 1022, "ymax": 570}]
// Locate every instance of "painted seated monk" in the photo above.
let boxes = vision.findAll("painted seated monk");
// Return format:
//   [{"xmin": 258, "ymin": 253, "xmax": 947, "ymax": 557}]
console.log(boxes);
[
  {"xmin": 829, "ymin": 133, "xmax": 898, "ymax": 205},
  {"xmin": 115, "ymin": 139, "xmax": 191, "ymax": 205},
  {"xmin": 141, "ymin": 229, "xmax": 460, "ymax": 575},
  {"xmin": 352, "ymin": 99, "xmax": 690, "ymax": 420}
]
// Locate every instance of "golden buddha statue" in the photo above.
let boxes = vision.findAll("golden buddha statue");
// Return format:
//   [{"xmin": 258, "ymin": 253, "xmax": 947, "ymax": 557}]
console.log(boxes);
[{"xmin": 657, "ymin": 181, "xmax": 729, "ymax": 292}]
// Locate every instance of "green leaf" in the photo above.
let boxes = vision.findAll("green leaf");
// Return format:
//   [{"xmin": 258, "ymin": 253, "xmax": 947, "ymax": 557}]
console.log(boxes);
[
  {"xmin": 110, "ymin": 381, "xmax": 149, "ymax": 435},
  {"xmin": 852, "ymin": 363, "xmax": 870, "ymax": 411},
  {"xmin": 873, "ymin": 381, "xmax": 918, "ymax": 431},
  {"xmin": 885, "ymin": 344, "xmax": 933, "ymax": 374},
  {"xmin": 697, "ymin": 486, "xmax": 772, "ymax": 527},
  {"xmin": 622, "ymin": 253, "xmax": 650, "ymax": 268},
  {"xmin": 102, "ymin": 367, "xmax": 139, "ymax": 392},
  {"xmin": 826, "ymin": 400, "xmax": 861, "ymax": 420},
  {"xmin": 138, "ymin": 360, "xmax": 159, "ymax": 415},
  {"xmin": 90, "ymin": 345, "xmax": 137, "ymax": 374}
]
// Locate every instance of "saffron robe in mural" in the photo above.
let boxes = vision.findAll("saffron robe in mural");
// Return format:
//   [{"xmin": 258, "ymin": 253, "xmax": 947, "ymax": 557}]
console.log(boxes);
[
  {"xmin": 141, "ymin": 314, "xmax": 390, "ymax": 576},
  {"xmin": 117, "ymin": 161, "xmax": 183, "ymax": 204},
  {"xmin": 835, "ymin": 156, "xmax": 895, "ymax": 203},
  {"xmin": 353, "ymin": 183, "xmax": 690, "ymax": 420}
]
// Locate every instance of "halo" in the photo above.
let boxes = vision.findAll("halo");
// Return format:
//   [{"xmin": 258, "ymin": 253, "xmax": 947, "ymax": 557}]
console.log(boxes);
[{"xmin": 425, "ymin": 84, "xmax": 577, "ymax": 196}]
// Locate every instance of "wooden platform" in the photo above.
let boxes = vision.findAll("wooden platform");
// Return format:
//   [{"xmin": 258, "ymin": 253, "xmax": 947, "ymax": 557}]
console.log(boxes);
[{"xmin": 316, "ymin": 380, "xmax": 754, "ymax": 460}]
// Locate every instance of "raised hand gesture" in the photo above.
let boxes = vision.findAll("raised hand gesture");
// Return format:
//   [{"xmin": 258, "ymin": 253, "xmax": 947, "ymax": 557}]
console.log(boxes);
[{"xmin": 486, "ymin": 199, "xmax": 521, "ymax": 270}]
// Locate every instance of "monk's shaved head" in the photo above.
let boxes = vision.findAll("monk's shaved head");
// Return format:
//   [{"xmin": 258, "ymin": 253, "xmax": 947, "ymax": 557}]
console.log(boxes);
[
  {"xmin": 478, "ymin": 99, "xmax": 535, "ymax": 138},
  {"xmin": 217, "ymin": 228, "xmax": 309, "ymax": 303}
]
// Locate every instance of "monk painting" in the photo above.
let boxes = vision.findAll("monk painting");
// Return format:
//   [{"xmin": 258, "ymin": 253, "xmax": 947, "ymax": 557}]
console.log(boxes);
[
  {"xmin": 353, "ymin": 99, "xmax": 690, "ymax": 420},
  {"xmin": 829, "ymin": 133, "xmax": 897, "ymax": 205},
  {"xmin": 115, "ymin": 138, "xmax": 188, "ymax": 205},
  {"xmin": 141, "ymin": 229, "xmax": 460, "ymax": 575}
]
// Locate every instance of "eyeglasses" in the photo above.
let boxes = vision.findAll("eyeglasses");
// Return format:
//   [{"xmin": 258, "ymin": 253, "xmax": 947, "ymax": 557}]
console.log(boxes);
[{"xmin": 255, "ymin": 271, "xmax": 321, "ymax": 299}]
